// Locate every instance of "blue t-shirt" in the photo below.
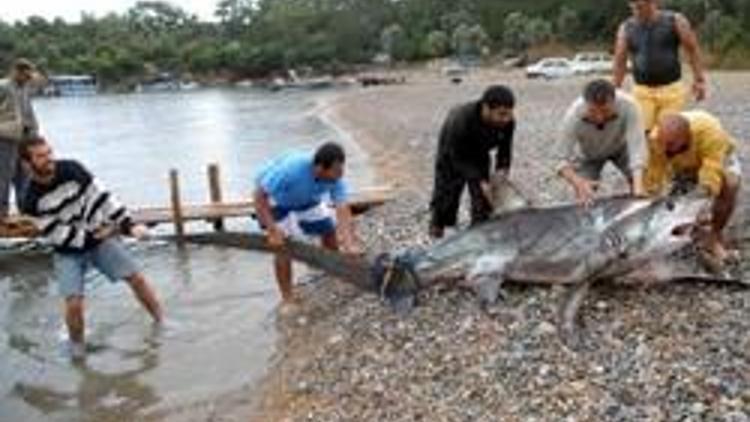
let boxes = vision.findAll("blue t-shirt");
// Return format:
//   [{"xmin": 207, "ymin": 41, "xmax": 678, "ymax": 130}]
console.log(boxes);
[{"xmin": 255, "ymin": 151, "xmax": 348, "ymax": 210}]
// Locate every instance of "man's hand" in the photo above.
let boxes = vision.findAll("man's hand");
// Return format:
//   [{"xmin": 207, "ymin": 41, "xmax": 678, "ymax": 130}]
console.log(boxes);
[
  {"xmin": 93, "ymin": 224, "xmax": 117, "ymax": 240},
  {"xmin": 266, "ymin": 225, "xmax": 285, "ymax": 249},
  {"xmin": 692, "ymin": 79, "xmax": 707, "ymax": 102},
  {"xmin": 573, "ymin": 177, "xmax": 599, "ymax": 208},
  {"xmin": 130, "ymin": 224, "xmax": 150, "ymax": 240},
  {"xmin": 341, "ymin": 241, "xmax": 364, "ymax": 257}
]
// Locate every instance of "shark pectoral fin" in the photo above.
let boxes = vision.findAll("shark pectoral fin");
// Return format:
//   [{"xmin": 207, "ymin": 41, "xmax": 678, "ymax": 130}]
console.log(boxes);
[
  {"xmin": 558, "ymin": 279, "xmax": 593, "ymax": 352},
  {"xmin": 469, "ymin": 276, "xmax": 506, "ymax": 308}
]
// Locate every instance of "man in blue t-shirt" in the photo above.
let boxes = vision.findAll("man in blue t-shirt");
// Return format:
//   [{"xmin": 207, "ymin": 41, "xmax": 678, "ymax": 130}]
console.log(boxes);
[{"xmin": 254, "ymin": 142, "xmax": 358, "ymax": 304}]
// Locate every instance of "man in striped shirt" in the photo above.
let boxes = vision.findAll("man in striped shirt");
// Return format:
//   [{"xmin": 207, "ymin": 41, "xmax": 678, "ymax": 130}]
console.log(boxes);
[{"xmin": 18, "ymin": 137, "xmax": 162, "ymax": 359}]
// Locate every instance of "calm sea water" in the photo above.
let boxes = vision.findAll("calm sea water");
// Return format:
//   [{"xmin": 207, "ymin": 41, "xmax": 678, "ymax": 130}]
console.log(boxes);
[{"xmin": 0, "ymin": 87, "xmax": 373, "ymax": 421}]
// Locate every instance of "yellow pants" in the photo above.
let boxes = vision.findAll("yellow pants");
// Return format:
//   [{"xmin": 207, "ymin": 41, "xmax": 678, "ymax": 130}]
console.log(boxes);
[{"xmin": 632, "ymin": 81, "xmax": 688, "ymax": 131}]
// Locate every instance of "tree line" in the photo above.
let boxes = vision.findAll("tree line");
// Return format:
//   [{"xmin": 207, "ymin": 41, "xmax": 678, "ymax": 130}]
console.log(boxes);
[{"xmin": 0, "ymin": 0, "xmax": 748, "ymax": 88}]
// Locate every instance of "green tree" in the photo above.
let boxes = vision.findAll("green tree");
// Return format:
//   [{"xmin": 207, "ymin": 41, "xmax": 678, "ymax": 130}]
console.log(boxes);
[
  {"xmin": 381, "ymin": 24, "xmax": 407, "ymax": 61},
  {"xmin": 556, "ymin": 6, "xmax": 581, "ymax": 43},
  {"xmin": 424, "ymin": 30, "xmax": 450, "ymax": 58}
]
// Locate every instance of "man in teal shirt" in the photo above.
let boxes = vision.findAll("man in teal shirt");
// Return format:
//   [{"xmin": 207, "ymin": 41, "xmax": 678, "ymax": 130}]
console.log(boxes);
[{"xmin": 254, "ymin": 142, "xmax": 359, "ymax": 304}]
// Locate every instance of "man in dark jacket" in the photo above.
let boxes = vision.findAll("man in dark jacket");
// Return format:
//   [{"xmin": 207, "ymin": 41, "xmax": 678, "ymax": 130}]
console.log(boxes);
[{"xmin": 429, "ymin": 85, "xmax": 516, "ymax": 238}]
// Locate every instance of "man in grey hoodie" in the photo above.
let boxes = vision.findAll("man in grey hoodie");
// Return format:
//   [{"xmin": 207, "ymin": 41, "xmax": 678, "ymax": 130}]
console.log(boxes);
[
  {"xmin": 0, "ymin": 58, "xmax": 40, "ymax": 219},
  {"xmin": 556, "ymin": 79, "xmax": 647, "ymax": 206}
]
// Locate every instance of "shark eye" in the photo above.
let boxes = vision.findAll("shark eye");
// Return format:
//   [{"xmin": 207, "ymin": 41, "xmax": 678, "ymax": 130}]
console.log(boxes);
[{"xmin": 665, "ymin": 200, "xmax": 675, "ymax": 211}]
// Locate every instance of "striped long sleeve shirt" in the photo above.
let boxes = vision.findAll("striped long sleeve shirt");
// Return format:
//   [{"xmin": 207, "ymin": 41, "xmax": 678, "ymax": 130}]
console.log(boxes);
[{"xmin": 20, "ymin": 160, "xmax": 133, "ymax": 253}]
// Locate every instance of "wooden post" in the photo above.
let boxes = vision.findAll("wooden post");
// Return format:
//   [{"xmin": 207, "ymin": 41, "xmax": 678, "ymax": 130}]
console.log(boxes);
[
  {"xmin": 207, "ymin": 163, "xmax": 225, "ymax": 232},
  {"xmin": 169, "ymin": 169, "xmax": 185, "ymax": 244}
]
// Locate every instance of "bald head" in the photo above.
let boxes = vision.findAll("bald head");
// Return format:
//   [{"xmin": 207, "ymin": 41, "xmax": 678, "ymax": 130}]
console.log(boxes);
[{"xmin": 656, "ymin": 114, "xmax": 691, "ymax": 157}]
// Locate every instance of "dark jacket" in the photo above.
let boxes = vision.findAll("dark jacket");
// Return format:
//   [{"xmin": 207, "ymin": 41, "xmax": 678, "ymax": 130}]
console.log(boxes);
[{"xmin": 435, "ymin": 101, "xmax": 515, "ymax": 182}]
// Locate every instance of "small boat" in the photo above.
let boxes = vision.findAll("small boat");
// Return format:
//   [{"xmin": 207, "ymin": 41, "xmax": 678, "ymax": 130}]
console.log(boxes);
[
  {"xmin": 43, "ymin": 75, "xmax": 97, "ymax": 96},
  {"xmin": 136, "ymin": 73, "xmax": 200, "ymax": 93}
]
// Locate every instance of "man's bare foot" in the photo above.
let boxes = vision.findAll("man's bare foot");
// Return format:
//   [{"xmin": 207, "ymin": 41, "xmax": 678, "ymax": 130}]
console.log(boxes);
[{"xmin": 278, "ymin": 299, "xmax": 302, "ymax": 317}]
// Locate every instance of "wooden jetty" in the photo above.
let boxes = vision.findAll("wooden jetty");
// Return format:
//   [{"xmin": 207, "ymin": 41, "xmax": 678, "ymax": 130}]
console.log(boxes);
[{"xmin": 0, "ymin": 163, "xmax": 395, "ymax": 241}]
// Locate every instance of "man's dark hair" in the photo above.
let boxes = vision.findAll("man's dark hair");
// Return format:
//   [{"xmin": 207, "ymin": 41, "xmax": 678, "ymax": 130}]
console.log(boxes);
[
  {"xmin": 313, "ymin": 142, "xmax": 346, "ymax": 169},
  {"xmin": 480, "ymin": 85, "xmax": 515, "ymax": 109},
  {"xmin": 583, "ymin": 79, "xmax": 616, "ymax": 105},
  {"xmin": 18, "ymin": 136, "xmax": 47, "ymax": 161},
  {"xmin": 12, "ymin": 58, "xmax": 35, "ymax": 74}
]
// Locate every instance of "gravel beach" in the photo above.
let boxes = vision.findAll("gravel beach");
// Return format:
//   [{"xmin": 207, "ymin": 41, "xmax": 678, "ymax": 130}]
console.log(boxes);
[{"xmin": 251, "ymin": 69, "xmax": 750, "ymax": 421}]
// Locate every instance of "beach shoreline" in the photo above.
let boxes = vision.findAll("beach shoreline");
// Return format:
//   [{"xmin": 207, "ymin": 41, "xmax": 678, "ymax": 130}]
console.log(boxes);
[{"xmin": 249, "ymin": 69, "xmax": 749, "ymax": 421}]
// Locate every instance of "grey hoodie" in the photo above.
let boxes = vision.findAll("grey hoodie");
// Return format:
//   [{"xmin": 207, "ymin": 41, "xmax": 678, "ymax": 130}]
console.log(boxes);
[{"xmin": 0, "ymin": 78, "xmax": 38, "ymax": 141}]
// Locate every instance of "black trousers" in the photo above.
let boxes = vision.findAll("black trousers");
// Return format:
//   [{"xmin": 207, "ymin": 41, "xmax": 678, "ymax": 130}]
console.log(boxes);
[{"xmin": 429, "ymin": 161, "xmax": 492, "ymax": 229}]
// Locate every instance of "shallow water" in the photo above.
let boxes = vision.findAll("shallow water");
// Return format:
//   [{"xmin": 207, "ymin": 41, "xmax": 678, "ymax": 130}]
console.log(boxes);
[{"xmin": 0, "ymin": 87, "xmax": 372, "ymax": 420}]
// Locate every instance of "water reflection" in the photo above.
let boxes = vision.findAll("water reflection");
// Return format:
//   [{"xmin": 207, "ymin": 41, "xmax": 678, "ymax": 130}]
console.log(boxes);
[{"xmin": 1, "ymin": 89, "xmax": 362, "ymax": 421}]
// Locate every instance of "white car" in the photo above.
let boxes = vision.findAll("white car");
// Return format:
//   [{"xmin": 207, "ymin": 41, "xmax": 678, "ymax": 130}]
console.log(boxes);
[
  {"xmin": 525, "ymin": 57, "xmax": 576, "ymax": 80},
  {"xmin": 570, "ymin": 52, "xmax": 614, "ymax": 75}
]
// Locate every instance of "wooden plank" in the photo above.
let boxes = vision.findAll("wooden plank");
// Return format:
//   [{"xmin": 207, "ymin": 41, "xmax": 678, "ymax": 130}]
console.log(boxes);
[
  {"xmin": 0, "ymin": 186, "xmax": 396, "ymax": 238},
  {"xmin": 207, "ymin": 163, "xmax": 225, "ymax": 231},
  {"xmin": 169, "ymin": 169, "xmax": 185, "ymax": 241},
  {"xmin": 132, "ymin": 186, "xmax": 395, "ymax": 226}
]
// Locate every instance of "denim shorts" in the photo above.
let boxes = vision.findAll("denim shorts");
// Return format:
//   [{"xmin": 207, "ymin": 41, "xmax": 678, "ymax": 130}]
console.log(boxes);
[{"xmin": 54, "ymin": 238, "xmax": 140, "ymax": 298}]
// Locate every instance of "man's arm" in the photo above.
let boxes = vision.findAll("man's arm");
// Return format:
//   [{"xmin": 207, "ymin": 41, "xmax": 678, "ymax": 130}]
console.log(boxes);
[
  {"xmin": 556, "ymin": 103, "xmax": 598, "ymax": 206},
  {"xmin": 675, "ymin": 13, "xmax": 707, "ymax": 101},
  {"xmin": 494, "ymin": 121, "xmax": 515, "ymax": 173},
  {"xmin": 253, "ymin": 187, "xmax": 283, "ymax": 247},
  {"xmin": 613, "ymin": 23, "xmax": 630, "ymax": 88},
  {"xmin": 334, "ymin": 204, "xmax": 359, "ymax": 254},
  {"xmin": 696, "ymin": 138, "xmax": 730, "ymax": 198}
]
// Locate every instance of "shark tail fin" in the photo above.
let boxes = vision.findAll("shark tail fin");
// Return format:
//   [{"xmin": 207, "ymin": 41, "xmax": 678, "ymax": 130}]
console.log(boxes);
[{"xmin": 371, "ymin": 253, "xmax": 421, "ymax": 314}]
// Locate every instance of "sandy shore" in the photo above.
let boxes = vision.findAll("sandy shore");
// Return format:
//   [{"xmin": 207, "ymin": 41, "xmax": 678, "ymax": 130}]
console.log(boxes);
[{"xmin": 250, "ymin": 69, "xmax": 749, "ymax": 421}]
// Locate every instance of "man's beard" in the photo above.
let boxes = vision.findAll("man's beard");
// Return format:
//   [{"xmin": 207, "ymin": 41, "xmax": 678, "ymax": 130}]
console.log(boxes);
[{"xmin": 32, "ymin": 163, "xmax": 54, "ymax": 179}]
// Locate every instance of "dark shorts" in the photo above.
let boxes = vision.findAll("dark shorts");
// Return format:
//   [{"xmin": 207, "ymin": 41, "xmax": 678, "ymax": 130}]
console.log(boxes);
[{"xmin": 270, "ymin": 202, "xmax": 336, "ymax": 237}]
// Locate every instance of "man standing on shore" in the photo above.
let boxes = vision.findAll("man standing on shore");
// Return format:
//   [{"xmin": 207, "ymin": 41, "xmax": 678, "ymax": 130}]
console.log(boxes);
[
  {"xmin": 613, "ymin": 0, "xmax": 707, "ymax": 132},
  {"xmin": 429, "ymin": 85, "xmax": 516, "ymax": 238},
  {"xmin": 0, "ymin": 58, "xmax": 41, "ymax": 219},
  {"xmin": 253, "ymin": 142, "xmax": 360, "ymax": 305},
  {"xmin": 18, "ymin": 137, "xmax": 163, "ymax": 359},
  {"xmin": 644, "ymin": 111, "xmax": 742, "ymax": 264},
  {"xmin": 556, "ymin": 79, "xmax": 647, "ymax": 206}
]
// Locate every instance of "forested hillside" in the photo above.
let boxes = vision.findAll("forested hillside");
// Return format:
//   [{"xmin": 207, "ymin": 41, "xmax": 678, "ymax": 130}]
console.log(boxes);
[{"xmin": 1, "ymin": 0, "xmax": 748, "ymax": 85}]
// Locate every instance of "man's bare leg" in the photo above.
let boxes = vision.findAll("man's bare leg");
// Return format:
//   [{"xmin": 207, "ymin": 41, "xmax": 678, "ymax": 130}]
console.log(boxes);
[
  {"xmin": 125, "ymin": 273, "xmax": 163, "ymax": 323},
  {"xmin": 65, "ymin": 296, "xmax": 85, "ymax": 344},
  {"xmin": 707, "ymin": 174, "xmax": 740, "ymax": 260},
  {"xmin": 273, "ymin": 253, "xmax": 295, "ymax": 303},
  {"xmin": 321, "ymin": 232, "xmax": 339, "ymax": 251}
]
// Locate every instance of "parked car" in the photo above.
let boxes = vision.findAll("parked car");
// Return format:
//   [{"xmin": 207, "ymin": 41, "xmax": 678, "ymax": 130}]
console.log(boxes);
[
  {"xmin": 525, "ymin": 57, "xmax": 576, "ymax": 80},
  {"xmin": 570, "ymin": 52, "xmax": 614, "ymax": 75}
]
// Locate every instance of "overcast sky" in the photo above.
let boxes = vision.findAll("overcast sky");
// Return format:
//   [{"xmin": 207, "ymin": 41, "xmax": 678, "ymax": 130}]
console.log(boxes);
[{"xmin": 2, "ymin": 0, "xmax": 219, "ymax": 23}]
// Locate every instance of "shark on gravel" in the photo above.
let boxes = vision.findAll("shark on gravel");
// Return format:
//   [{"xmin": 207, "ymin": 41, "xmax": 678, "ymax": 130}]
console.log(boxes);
[{"xmin": 171, "ymin": 182, "xmax": 744, "ymax": 346}]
